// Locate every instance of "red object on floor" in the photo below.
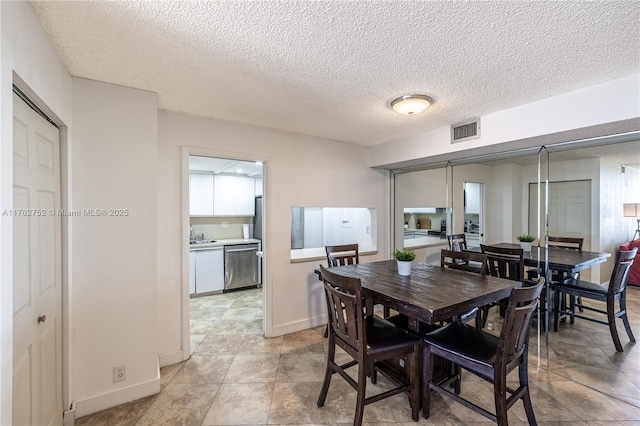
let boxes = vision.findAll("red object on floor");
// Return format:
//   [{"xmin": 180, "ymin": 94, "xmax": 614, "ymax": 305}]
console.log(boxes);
[{"xmin": 620, "ymin": 240, "xmax": 640, "ymax": 286}]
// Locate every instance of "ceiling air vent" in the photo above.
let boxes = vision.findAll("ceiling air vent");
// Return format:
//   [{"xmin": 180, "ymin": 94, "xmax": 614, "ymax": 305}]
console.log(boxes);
[{"xmin": 451, "ymin": 119, "xmax": 480, "ymax": 143}]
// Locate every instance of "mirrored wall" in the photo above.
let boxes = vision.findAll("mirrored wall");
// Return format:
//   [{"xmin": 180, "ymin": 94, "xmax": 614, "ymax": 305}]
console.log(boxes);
[{"xmin": 392, "ymin": 138, "xmax": 640, "ymax": 404}]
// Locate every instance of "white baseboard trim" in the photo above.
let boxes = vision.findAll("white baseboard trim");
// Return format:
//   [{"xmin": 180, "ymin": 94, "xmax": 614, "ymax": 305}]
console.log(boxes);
[
  {"xmin": 159, "ymin": 349, "xmax": 185, "ymax": 367},
  {"xmin": 63, "ymin": 402, "xmax": 76, "ymax": 426},
  {"xmin": 271, "ymin": 314, "xmax": 327, "ymax": 337},
  {"xmin": 73, "ymin": 368, "xmax": 161, "ymax": 419}
]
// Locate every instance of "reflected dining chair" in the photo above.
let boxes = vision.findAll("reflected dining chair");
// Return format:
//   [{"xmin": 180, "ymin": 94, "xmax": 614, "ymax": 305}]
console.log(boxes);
[
  {"xmin": 422, "ymin": 280, "xmax": 544, "ymax": 426},
  {"xmin": 317, "ymin": 265, "xmax": 422, "ymax": 425},
  {"xmin": 553, "ymin": 248, "xmax": 637, "ymax": 352},
  {"xmin": 478, "ymin": 245, "xmax": 525, "ymax": 328},
  {"xmin": 446, "ymin": 233, "xmax": 468, "ymax": 251}
]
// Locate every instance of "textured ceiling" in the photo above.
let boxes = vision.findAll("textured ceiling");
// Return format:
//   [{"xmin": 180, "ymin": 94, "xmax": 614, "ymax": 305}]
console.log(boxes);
[{"xmin": 30, "ymin": 1, "xmax": 639, "ymax": 146}]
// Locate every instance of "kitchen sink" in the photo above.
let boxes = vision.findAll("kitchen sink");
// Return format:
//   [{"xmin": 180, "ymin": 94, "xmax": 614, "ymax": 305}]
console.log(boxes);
[{"xmin": 191, "ymin": 240, "xmax": 217, "ymax": 244}]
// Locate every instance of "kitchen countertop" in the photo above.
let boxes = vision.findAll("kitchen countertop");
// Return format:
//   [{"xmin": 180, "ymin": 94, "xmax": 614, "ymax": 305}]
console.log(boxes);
[
  {"xmin": 404, "ymin": 236, "xmax": 447, "ymax": 249},
  {"xmin": 189, "ymin": 238, "xmax": 261, "ymax": 250}
]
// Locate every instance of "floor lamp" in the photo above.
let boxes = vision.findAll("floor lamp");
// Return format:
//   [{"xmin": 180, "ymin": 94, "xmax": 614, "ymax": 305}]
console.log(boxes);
[{"xmin": 624, "ymin": 203, "xmax": 640, "ymax": 241}]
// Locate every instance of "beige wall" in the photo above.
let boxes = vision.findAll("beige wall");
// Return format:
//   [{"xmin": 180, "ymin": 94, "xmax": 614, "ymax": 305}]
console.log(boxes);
[
  {"xmin": 71, "ymin": 78, "xmax": 159, "ymax": 415},
  {"xmin": 156, "ymin": 110, "xmax": 391, "ymax": 362}
]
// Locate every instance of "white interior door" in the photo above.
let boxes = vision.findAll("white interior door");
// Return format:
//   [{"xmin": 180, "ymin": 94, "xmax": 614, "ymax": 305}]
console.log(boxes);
[
  {"xmin": 12, "ymin": 92, "xmax": 62, "ymax": 426},
  {"xmin": 529, "ymin": 180, "xmax": 592, "ymax": 278}
]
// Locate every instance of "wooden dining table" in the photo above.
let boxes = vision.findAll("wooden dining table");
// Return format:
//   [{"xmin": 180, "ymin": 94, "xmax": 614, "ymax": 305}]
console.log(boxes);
[
  {"xmin": 469, "ymin": 243, "xmax": 611, "ymax": 275},
  {"xmin": 315, "ymin": 260, "xmax": 520, "ymax": 332}
]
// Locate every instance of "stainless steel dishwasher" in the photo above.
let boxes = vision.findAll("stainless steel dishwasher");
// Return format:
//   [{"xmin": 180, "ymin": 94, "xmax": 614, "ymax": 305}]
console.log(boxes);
[{"xmin": 224, "ymin": 244, "xmax": 259, "ymax": 291}]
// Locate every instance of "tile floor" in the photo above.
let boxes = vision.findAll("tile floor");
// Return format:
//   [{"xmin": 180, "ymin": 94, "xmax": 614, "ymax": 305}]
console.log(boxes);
[{"xmin": 76, "ymin": 286, "xmax": 640, "ymax": 425}]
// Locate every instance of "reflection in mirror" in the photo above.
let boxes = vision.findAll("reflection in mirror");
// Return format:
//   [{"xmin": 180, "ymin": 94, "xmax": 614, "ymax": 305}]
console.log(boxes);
[
  {"xmin": 290, "ymin": 207, "xmax": 376, "ymax": 251},
  {"xmin": 392, "ymin": 138, "xmax": 640, "ymax": 406}
]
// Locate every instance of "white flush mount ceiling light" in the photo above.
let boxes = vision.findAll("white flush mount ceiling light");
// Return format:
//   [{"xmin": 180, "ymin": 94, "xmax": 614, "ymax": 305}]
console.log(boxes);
[{"xmin": 390, "ymin": 94, "xmax": 433, "ymax": 115}]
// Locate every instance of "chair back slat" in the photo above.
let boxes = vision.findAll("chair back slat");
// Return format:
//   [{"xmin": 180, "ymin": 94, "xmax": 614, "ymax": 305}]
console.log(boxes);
[
  {"xmin": 441, "ymin": 249, "xmax": 488, "ymax": 275},
  {"xmin": 319, "ymin": 265, "xmax": 364, "ymax": 351},
  {"xmin": 481, "ymin": 244, "xmax": 524, "ymax": 282},
  {"xmin": 446, "ymin": 234, "xmax": 467, "ymax": 251},
  {"xmin": 499, "ymin": 279, "xmax": 544, "ymax": 364},
  {"xmin": 326, "ymin": 244, "xmax": 360, "ymax": 267},
  {"xmin": 609, "ymin": 248, "xmax": 637, "ymax": 294},
  {"xmin": 548, "ymin": 236, "xmax": 583, "ymax": 251}
]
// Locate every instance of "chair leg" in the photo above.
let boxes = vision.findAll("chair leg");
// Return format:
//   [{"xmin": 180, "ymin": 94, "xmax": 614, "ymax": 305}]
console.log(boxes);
[
  {"xmin": 323, "ymin": 324, "xmax": 328, "ymax": 338},
  {"xmin": 553, "ymin": 288, "xmax": 561, "ymax": 332},
  {"xmin": 354, "ymin": 363, "xmax": 367, "ymax": 426},
  {"xmin": 383, "ymin": 306, "xmax": 390, "ymax": 318},
  {"xmin": 317, "ymin": 335, "xmax": 335, "ymax": 407},
  {"xmin": 422, "ymin": 347, "xmax": 434, "ymax": 419},
  {"xmin": 410, "ymin": 344, "xmax": 421, "ymax": 422},
  {"xmin": 607, "ymin": 296, "xmax": 624, "ymax": 352},
  {"xmin": 620, "ymin": 292, "xmax": 636, "ymax": 343},
  {"xmin": 569, "ymin": 296, "xmax": 576, "ymax": 324},
  {"xmin": 519, "ymin": 352, "xmax": 537, "ymax": 425},
  {"xmin": 494, "ymin": 370, "xmax": 508, "ymax": 426}
]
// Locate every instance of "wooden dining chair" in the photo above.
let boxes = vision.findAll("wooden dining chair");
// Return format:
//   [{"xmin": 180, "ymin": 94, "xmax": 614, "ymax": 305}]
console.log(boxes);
[
  {"xmin": 317, "ymin": 265, "xmax": 422, "ymax": 425},
  {"xmin": 422, "ymin": 279, "xmax": 544, "ymax": 426},
  {"xmin": 553, "ymin": 248, "xmax": 637, "ymax": 351},
  {"xmin": 441, "ymin": 249, "xmax": 488, "ymax": 328},
  {"xmin": 446, "ymin": 234, "xmax": 468, "ymax": 251},
  {"xmin": 325, "ymin": 243, "xmax": 360, "ymax": 266},
  {"xmin": 478, "ymin": 245, "xmax": 525, "ymax": 328}
]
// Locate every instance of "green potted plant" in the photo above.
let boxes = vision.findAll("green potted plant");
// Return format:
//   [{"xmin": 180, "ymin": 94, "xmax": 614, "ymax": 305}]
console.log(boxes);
[
  {"xmin": 393, "ymin": 248, "xmax": 416, "ymax": 275},
  {"xmin": 516, "ymin": 234, "xmax": 536, "ymax": 251}
]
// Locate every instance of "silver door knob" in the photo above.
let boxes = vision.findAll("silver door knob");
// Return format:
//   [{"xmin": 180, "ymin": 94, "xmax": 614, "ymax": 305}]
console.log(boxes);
[{"xmin": 37, "ymin": 315, "xmax": 46, "ymax": 324}]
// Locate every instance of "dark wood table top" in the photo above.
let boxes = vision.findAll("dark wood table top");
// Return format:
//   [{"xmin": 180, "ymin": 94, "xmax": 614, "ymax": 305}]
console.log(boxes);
[
  {"xmin": 470, "ymin": 243, "xmax": 611, "ymax": 273},
  {"xmin": 316, "ymin": 260, "xmax": 520, "ymax": 325}
]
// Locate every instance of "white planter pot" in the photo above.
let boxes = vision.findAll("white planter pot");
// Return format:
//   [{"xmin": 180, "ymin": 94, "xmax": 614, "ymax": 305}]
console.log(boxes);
[
  {"xmin": 397, "ymin": 260, "xmax": 413, "ymax": 276},
  {"xmin": 520, "ymin": 241, "xmax": 532, "ymax": 251}
]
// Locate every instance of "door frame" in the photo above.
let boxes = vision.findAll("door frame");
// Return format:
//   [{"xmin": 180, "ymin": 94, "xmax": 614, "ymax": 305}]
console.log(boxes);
[
  {"xmin": 11, "ymin": 80, "xmax": 70, "ymax": 419},
  {"xmin": 180, "ymin": 146, "xmax": 271, "ymax": 359}
]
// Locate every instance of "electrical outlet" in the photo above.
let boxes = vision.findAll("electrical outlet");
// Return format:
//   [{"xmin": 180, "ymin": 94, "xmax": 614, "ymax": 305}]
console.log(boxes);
[
  {"xmin": 113, "ymin": 365, "xmax": 126, "ymax": 383},
  {"xmin": 222, "ymin": 221, "xmax": 229, "ymax": 228},
  {"xmin": 365, "ymin": 226, "xmax": 370, "ymax": 234}
]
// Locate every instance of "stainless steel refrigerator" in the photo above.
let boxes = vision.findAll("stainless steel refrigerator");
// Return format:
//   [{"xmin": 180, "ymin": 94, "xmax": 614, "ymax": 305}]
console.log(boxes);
[
  {"xmin": 253, "ymin": 196, "xmax": 262, "ymax": 240},
  {"xmin": 253, "ymin": 196, "xmax": 263, "ymax": 285}
]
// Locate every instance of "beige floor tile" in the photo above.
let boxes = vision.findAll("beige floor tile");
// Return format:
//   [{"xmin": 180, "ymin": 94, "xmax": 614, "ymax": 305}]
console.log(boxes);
[
  {"xmin": 136, "ymin": 382, "xmax": 220, "ymax": 426},
  {"xmin": 237, "ymin": 334, "xmax": 283, "ymax": 355},
  {"xmin": 277, "ymin": 353, "xmax": 327, "ymax": 383},
  {"xmin": 202, "ymin": 382, "xmax": 274, "ymax": 425},
  {"xmin": 75, "ymin": 394, "xmax": 157, "ymax": 426},
  {"xmin": 191, "ymin": 334, "xmax": 207, "ymax": 355},
  {"xmin": 193, "ymin": 334, "xmax": 244, "ymax": 355},
  {"xmin": 534, "ymin": 379, "xmax": 640, "ymax": 421},
  {"xmin": 268, "ymin": 382, "xmax": 334, "ymax": 424},
  {"xmin": 172, "ymin": 355, "xmax": 234, "ymax": 384},
  {"xmin": 224, "ymin": 354, "xmax": 280, "ymax": 383},
  {"xmin": 282, "ymin": 329, "xmax": 325, "ymax": 354},
  {"xmin": 160, "ymin": 362, "xmax": 184, "ymax": 389},
  {"xmin": 222, "ymin": 306, "xmax": 262, "ymax": 321}
]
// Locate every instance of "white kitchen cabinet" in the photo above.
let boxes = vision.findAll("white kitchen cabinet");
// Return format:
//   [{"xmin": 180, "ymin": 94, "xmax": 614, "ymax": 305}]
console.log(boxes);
[
  {"xmin": 214, "ymin": 175, "xmax": 255, "ymax": 216},
  {"xmin": 189, "ymin": 251, "xmax": 196, "ymax": 295},
  {"xmin": 194, "ymin": 248, "xmax": 224, "ymax": 294},
  {"xmin": 190, "ymin": 173, "xmax": 214, "ymax": 216},
  {"xmin": 254, "ymin": 177, "xmax": 263, "ymax": 197},
  {"xmin": 465, "ymin": 182, "xmax": 481, "ymax": 214}
]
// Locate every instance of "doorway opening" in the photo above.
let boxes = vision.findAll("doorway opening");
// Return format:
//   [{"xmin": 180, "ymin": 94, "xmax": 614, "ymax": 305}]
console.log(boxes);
[
  {"xmin": 463, "ymin": 182, "xmax": 483, "ymax": 248},
  {"xmin": 186, "ymin": 155, "xmax": 265, "ymax": 356}
]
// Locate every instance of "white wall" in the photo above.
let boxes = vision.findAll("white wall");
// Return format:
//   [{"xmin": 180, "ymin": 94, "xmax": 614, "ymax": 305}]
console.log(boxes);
[
  {"xmin": 599, "ymin": 157, "xmax": 640, "ymax": 282},
  {"xmin": 370, "ymin": 74, "xmax": 640, "ymax": 168},
  {"xmin": 71, "ymin": 78, "xmax": 159, "ymax": 416},
  {"xmin": 0, "ymin": 2, "xmax": 73, "ymax": 423},
  {"xmin": 156, "ymin": 111, "xmax": 390, "ymax": 360}
]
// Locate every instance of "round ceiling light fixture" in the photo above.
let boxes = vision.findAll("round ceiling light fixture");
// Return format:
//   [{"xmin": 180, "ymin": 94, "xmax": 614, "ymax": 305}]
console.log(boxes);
[{"xmin": 390, "ymin": 94, "xmax": 433, "ymax": 115}]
